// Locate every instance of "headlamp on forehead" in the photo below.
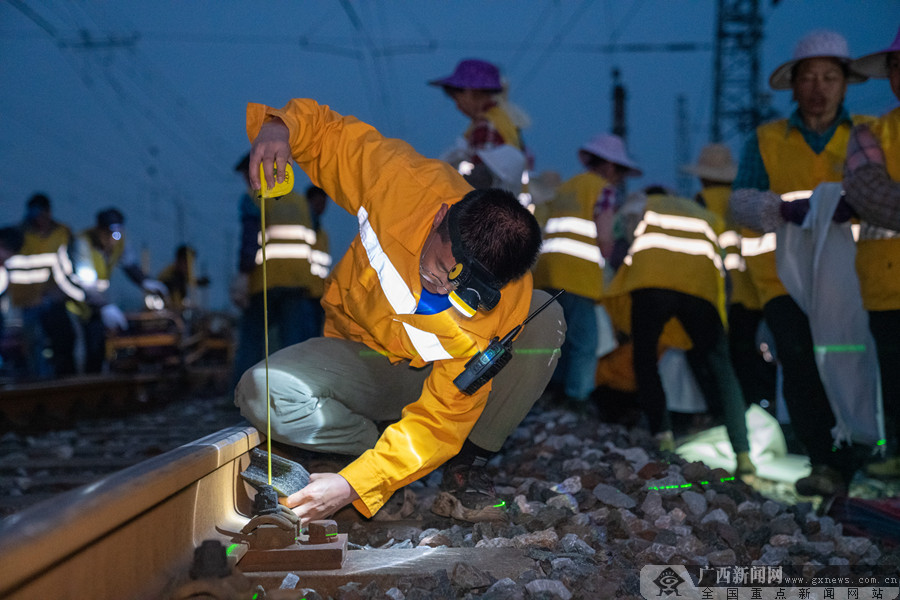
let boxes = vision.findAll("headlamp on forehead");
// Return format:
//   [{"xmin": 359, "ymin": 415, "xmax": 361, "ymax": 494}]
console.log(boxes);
[{"xmin": 446, "ymin": 206, "xmax": 501, "ymax": 317}]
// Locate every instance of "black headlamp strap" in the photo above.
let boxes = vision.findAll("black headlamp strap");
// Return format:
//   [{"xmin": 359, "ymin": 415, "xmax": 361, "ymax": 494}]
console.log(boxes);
[{"xmin": 446, "ymin": 204, "xmax": 501, "ymax": 312}]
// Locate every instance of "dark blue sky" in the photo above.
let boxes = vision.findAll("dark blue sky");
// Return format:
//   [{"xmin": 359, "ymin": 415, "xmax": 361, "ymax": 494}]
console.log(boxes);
[{"xmin": 2, "ymin": 1, "xmax": 897, "ymax": 310}]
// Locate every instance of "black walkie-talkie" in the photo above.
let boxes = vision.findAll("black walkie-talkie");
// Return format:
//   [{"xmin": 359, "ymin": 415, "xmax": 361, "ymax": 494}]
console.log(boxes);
[{"xmin": 453, "ymin": 290, "xmax": 564, "ymax": 395}]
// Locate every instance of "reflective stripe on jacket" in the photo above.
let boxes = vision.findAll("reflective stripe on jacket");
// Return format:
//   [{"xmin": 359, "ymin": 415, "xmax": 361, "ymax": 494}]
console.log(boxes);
[
  {"xmin": 857, "ymin": 107, "xmax": 900, "ymax": 311},
  {"xmin": 248, "ymin": 191, "xmax": 332, "ymax": 297},
  {"xmin": 604, "ymin": 194, "xmax": 727, "ymax": 350},
  {"xmin": 7, "ymin": 224, "xmax": 82, "ymax": 307},
  {"xmin": 247, "ymin": 99, "xmax": 533, "ymax": 517},
  {"xmin": 749, "ymin": 116, "xmax": 863, "ymax": 305},
  {"xmin": 532, "ymin": 171, "xmax": 606, "ymax": 300},
  {"xmin": 700, "ymin": 185, "xmax": 762, "ymax": 310}
]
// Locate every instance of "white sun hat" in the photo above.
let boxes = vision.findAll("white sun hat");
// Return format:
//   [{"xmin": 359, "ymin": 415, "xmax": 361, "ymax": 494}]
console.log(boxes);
[
  {"xmin": 851, "ymin": 25, "xmax": 900, "ymax": 79},
  {"xmin": 680, "ymin": 143, "xmax": 738, "ymax": 184},
  {"xmin": 769, "ymin": 29, "xmax": 867, "ymax": 90},
  {"xmin": 578, "ymin": 133, "xmax": 642, "ymax": 176}
]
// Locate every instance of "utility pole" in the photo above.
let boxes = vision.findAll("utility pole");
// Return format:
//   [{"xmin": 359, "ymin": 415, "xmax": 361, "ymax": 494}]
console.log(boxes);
[
  {"xmin": 711, "ymin": 0, "xmax": 774, "ymax": 143},
  {"xmin": 611, "ymin": 68, "xmax": 626, "ymax": 141},
  {"xmin": 611, "ymin": 68, "xmax": 629, "ymax": 196},
  {"xmin": 676, "ymin": 95, "xmax": 692, "ymax": 197}
]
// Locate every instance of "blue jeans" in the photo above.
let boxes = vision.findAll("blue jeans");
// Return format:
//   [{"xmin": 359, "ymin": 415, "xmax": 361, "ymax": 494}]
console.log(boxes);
[
  {"xmin": 22, "ymin": 299, "xmax": 76, "ymax": 379},
  {"xmin": 548, "ymin": 291, "xmax": 598, "ymax": 401},
  {"xmin": 232, "ymin": 288, "xmax": 323, "ymax": 388}
]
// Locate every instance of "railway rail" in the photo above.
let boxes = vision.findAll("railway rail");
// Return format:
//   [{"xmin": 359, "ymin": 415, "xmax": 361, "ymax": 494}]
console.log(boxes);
[{"xmin": 0, "ymin": 423, "xmax": 536, "ymax": 600}]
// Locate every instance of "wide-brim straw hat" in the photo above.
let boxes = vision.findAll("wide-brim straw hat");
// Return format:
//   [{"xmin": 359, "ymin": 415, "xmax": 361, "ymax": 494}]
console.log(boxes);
[
  {"xmin": 680, "ymin": 143, "xmax": 737, "ymax": 183},
  {"xmin": 851, "ymin": 25, "xmax": 900, "ymax": 79},
  {"xmin": 428, "ymin": 59, "xmax": 503, "ymax": 92},
  {"xmin": 578, "ymin": 133, "xmax": 642, "ymax": 177},
  {"xmin": 769, "ymin": 29, "xmax": 867, "ymax": 90}
]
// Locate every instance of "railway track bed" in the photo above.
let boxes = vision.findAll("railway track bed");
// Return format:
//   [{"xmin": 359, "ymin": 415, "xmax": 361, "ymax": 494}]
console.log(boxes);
[{"xmin": 2, "ymin": 391, "xmax": 898, "ymax": 599}]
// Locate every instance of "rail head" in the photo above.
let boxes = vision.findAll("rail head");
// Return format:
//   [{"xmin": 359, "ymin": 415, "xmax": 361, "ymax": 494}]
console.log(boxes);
[{"xmin": 0, "ymin": 424, "xmax": 262, "ymax": 598}]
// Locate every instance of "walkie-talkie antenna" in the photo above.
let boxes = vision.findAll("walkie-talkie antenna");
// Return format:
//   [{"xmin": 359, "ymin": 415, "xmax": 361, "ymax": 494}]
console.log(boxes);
[{"xmin": 500, "ymin": 289, "xmax": 565, "ymax": 344}]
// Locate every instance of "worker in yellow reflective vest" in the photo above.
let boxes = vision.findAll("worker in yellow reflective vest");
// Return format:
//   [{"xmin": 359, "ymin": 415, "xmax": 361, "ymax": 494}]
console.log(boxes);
[
  {"xmin": 730, "ymin": 30, "xmax": 873, "ymax": 497},
  {"xmin": 0, "ymin": 226, "xmax": 25, "ymax": 376},
  {"xmin": 844, "ymin": 27, "xmax": 900, "ymax": 479},
  {"xmin": 602, "ymin": 188, "xmax": 755, "ymax": 477},
  {"xmin": 429, "ymin": 59, "xmax": 530, "ymax": 197},
  {"xmin": 532, "ymin": 133, "xmax": 640, "ymax": 412},
  {"xmin": 230, "ymin": 155, "xmax": 333, "ymax": 388},
  {"xmin": 5, "ymin": 194, "xmax": 81, "ymax": 379},
  {"xmin": 68, "ymin": 207, "xmax": 169, "ymax": 374},
  {"xmin": 156, "ymin": 244, "xmax": 210, "ymax": 314},
  {"xmin": 682, "ymin": 145, "xmax": 777, "ymax": 417},
  {"xmin": 235, "ymin": 98, "xmax": 564, "ymax": 523}
]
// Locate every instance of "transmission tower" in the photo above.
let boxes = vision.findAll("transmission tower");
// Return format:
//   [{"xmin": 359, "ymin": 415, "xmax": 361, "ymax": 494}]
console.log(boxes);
[{"xmin": 710, "ymin": 0, "xmax": 775, "ymax": 143}]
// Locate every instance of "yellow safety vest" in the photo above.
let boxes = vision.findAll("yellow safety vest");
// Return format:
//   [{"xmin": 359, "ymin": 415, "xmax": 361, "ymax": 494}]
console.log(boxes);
[
  {"xmin": 7, "ymin": 224, "xmax": 80, "ymax": 308},
  {"xmin": 700, "ymin": 186, "xmax": 762, "ymax": 310},
  {"xmin": 67, "ymin": 229, "xmax": 125, "ymax": 319},
  {"xmin": 748, "ymin": 116, "xmax": 869, "ymax": 305},
  {"xmin": 248, "ymin": 191, "xmax": 332, "ymax": 297},
  {"xmin": 532, "ymin": 171, "xmax": 607, "ymax": 301},
  {"xmin": 856, "ymin": 107, "xmax": 900, "ymax": 311},
  {"xmin": 604, "ymin": 194, "xmax": 727, "ymax": 350}
]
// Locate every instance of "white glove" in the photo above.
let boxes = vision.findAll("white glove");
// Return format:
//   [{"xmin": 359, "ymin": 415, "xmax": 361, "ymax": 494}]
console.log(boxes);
[
  {"xmin": 141, "ymin": 279, "xmax": 169, "ymax": 296},
  {"xmin": 100, "ymin": 304, "xmax": 129, "ymax": 330}
]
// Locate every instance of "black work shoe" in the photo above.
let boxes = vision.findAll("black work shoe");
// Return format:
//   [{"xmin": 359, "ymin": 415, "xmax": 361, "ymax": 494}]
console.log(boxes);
[
  {"xmin": 430, "ymin": 461, "xmax": 507, "ymax": 522},
  {"xmin": 795, "ymin": 465, "xmax": 847, "ymax": 497}
]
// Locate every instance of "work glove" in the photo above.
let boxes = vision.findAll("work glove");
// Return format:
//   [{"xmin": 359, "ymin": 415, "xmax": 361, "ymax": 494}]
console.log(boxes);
[
  {"xmin": 832, "ymin": 196, "xmax": 856, "ymax": 223},
  {"xmin": 141, "ymin": 278, "xmax": 169, "ymax": 296},
  {"xmin": 779, "ymin": 198, "xmax": 810, "ymax": 225},
  {"xmin": 845, "ymin": 124, "xmax": 885, "ymax": 173},
  {"xmin": 100, "ymin": 304, "xmax": 129, "ymax": 330}
]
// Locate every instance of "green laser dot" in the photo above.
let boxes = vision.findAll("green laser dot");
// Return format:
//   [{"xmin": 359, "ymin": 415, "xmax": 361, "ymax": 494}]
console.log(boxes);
[
  {"xmin": 493, "ymin": 500, "xmax": 506, "ymax": 508},
  {"xmin": 878, "ymin": 439, "xmax": 887, "ymax": 446},
  {"xmin": 699, "ymin": 481, "xmax": 709, "ymax": 485},
  {"xmin": 326, "ymin": 532, "xmax": 338, "ymax": 537},
  {"xmin": 720, "ymin": 477, "xmax": 734, "ymax": 482},
  {"xmin": 226, "ymin": 543, "xmax": 240, "ymax": 556}
]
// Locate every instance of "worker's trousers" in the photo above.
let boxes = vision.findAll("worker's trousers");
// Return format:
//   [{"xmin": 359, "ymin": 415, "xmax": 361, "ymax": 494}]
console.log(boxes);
[
  {"xmin": 235, "ymin": 290, "xmax": 565, "ymax": 456},
  {"xmin": 763, "ymin": 294, "xmax": 865, "ymax": 480},
  {"xmin": 868, "ymin": 309, "xmax": 900, "ymax": 451},
  {"xmin": 631, "ymin": 288, "xmax": 750, "ymax": 453}
]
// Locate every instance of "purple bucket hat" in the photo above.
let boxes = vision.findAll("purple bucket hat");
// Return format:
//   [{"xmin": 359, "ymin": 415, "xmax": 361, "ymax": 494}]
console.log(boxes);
[
  {"xmin": 851, "ymin": 25, "xmax": 900, "ymax": 79},
  {"xmin": 429, "ymin": 59, "xmax": 503, "ymax": 92}
]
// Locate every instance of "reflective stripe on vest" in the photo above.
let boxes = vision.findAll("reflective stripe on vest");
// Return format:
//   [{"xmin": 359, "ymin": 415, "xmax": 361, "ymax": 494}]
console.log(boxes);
[
  {"xmin": 624, "ymin": 210, "xmax": 724, "ymax": 274},
  {"xmin": 540, "ymin": 216, "xmax": 605, "ymax": 267},
  {"xmin": 254, "ymin": 224, "xmax": 332, "ymax": 278},
  {"xmin": 6, "ymin": 247, "xmax": 85, "ymax": 301},
  {"xmin": 741, "ymin": 233, "xmax": 777, "ymax": 257},
  {"xmin": 539, "ymin": 237, "xmax": 605, "ymax": 267},
  {"xmin": 357, "ymin": 206, "xmax": 453, "ymax": 362}
]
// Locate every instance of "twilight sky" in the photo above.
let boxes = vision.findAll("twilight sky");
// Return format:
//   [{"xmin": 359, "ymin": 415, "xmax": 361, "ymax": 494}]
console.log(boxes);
[{"xmin": 2, "ymin": 1, "xmax": 897, "ymax": 310}]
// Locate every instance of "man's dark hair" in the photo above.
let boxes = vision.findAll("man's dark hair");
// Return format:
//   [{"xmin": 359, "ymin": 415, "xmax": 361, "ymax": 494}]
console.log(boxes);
[
  {"xmin": 96, "ymin": 207, "xmax": 125, "ymax": 229},
  {"xmin": 27, "ymin": 193, "xmax": 51, "ymax": 212},
  {"xmin": 176, "ymin": 244, "xmax": 194, "ymax": 261},
  {"xmin": 440, "ymin": 188, "xmax": 541, "ymax": 286},
  {"xmin": 305, "ymin": 185, "xmax": 326, "ymax": 199},
  {"xmin": 0, "ymin": 226, "xmax": 24, "ymax": 254}
]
